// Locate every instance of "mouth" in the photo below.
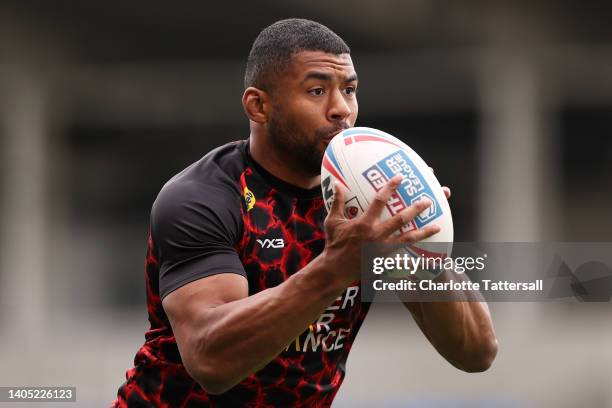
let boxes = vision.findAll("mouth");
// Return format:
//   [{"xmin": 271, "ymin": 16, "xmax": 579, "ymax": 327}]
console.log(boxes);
[{"xmin": 324, "ymin": 128, "xmax": 347, "ymax": 141}]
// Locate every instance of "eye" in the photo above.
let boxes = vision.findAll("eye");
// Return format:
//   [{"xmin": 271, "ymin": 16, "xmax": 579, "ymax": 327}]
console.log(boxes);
[
  {"xmin": 308, "ymin": 88, "xmax": 325, "ymax": 96},
  {"xmin": 344, "ymin": 86, "xmax": 356, "ymax": 96}
]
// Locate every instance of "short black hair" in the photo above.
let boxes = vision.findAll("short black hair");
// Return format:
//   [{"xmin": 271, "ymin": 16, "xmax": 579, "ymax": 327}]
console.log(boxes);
[{"xmin": 244, "ymin": 18, "xmax": 350, "ymax": 91}]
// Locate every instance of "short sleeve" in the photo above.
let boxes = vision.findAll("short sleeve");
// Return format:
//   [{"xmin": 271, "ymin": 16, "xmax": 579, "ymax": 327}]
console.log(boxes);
[{"xmin": 151, "ymin": 179, "xmax": 245, "ymax": 299}]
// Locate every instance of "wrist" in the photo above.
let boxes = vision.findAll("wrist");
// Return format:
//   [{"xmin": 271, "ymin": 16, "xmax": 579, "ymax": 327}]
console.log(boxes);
[{"xmin": 315, "ymin": 249, "xmax": 353, "ymax": 293}]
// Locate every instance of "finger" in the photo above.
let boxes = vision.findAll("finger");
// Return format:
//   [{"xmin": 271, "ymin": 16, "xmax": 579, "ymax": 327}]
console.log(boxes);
[
  {"xmin": 363, "ymin": 174, "xmax": 404, "ymax": 222},
  {"xmin": 327, "ymin": 181, "xmax": 347, "ymax": 218},
  {"xmin": 429, "ymin": 166, "xmax": 434, "ymax": 174},
  {"xmin": 389, "ymin": 224, "xmax": 441, "ymax": 244},
  {"xmin": 376, "ymin": 198, "xmax": 433, "ymax": 238},
  {"xmin": 442, "ymin": 186, "xmax": 451, "ymax": 199}
]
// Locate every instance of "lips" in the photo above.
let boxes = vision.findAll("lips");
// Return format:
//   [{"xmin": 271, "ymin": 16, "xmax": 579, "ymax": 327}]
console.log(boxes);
[
  {"xmin": 325, "ymin": 128, "xmax": 346, "ymax": 141},
  {"xmin": 329, "ymin": 129, "xmax": 343, "ymax": 138}
]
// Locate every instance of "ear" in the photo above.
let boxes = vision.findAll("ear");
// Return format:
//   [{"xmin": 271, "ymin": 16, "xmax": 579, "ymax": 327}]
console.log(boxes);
[{"xmin": 242, "ymin": 87, "xmax": 269, "ymax": 124}]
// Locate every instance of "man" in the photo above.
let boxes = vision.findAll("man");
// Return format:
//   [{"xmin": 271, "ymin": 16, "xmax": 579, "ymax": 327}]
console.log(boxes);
[{"xmin": 114, "ymin": 18, "xmax": 497, "ymax": 407}]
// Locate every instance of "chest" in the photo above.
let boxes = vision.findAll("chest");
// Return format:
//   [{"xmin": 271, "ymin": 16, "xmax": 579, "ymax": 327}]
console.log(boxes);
[{"xmin": 238, "ymin": 187, "xmax": 326, "ymax": 293}]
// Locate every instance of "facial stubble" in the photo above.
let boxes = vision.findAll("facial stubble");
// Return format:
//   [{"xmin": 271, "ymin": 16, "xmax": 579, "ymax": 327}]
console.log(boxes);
[{"xmin": 267, "ymin": 113, "xmax": 327, "ymax": 177}]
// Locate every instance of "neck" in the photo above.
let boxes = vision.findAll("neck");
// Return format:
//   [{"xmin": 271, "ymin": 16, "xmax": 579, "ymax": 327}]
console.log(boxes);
[{"xmin": 249, "ymin": 127, "xmax": 320, "ymax": 190}]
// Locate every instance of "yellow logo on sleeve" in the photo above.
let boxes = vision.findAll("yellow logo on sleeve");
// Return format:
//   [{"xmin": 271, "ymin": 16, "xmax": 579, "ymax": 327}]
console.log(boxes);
[{"xmin": 243, "ymin": 186, "xmax": 256, "ymax": 212}]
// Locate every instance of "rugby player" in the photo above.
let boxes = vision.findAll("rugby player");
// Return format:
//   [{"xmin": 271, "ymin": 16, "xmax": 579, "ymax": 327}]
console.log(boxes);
[{"xmin": 113, "ymin": 18, "xmax": 497, "ymax": 407}]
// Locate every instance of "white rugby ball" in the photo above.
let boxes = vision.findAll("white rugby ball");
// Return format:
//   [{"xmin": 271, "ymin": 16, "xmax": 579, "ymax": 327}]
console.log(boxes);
[{"xmin": 321, "ymin": 127, "xmax": 453, "ymax": 260}]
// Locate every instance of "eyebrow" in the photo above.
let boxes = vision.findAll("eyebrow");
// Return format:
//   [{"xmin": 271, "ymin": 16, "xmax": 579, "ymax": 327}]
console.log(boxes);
[
  {"xmin": 301, "ymin": 72, "xmax": 359, "ymax": 84},
  {"xmin": 345, "ymin": 73, "xmax": 358, "ymax": 82}
]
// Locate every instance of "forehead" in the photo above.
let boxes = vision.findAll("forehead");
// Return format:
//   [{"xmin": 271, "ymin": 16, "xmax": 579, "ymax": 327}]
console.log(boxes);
[{"xmin": 287, "ymin": 51, "xmax": 356, "ymax": 80}]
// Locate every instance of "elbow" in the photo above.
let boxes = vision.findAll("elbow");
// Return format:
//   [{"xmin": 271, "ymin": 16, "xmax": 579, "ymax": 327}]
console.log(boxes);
[
  {"xmin": 185, "ymin": 360, "xmax": 236, "ymax": 395},
  {"xmin": 456, "ymin": 336, "xmax": 498, "ymax": 373},
  {"xmin": 197, "ymin": 374, "xmax": 234, "ymax": 396},
  {"xmin": 179, "ymin": 331, "xmax": 244, "ymax": 395},
  {"xmin": 201, "ymin": 381, "xmax": 234, "ymax": 396}
]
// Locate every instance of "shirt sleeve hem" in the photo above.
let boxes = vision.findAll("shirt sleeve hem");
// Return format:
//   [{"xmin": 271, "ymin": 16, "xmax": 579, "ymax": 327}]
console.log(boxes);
[{"xmin": 160, "ymin": 267, "xmax": 247, "ymax": 300}]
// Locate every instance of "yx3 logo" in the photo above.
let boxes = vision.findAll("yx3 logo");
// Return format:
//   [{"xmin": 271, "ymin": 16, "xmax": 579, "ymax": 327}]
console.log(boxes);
[{"xmin": 257, "ymin": 238, "xmax": 285, "ymax": 249}]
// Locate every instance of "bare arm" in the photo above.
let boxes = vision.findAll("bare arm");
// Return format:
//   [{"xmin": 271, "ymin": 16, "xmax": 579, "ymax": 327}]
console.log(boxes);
[
  {"xmin": 403, "ymin": 185, "xmax": 498, "ymax": 372},
  {"xmin": 163, "ymin": 255, "xmax": 345, "ymax": 395},
  {"xmin": 162, "ymin": 175, "xmax": 439, "ymax": 394},
  {"xmin": 403, "ymin": 293, "xmax": 498, "ymax": 372}
]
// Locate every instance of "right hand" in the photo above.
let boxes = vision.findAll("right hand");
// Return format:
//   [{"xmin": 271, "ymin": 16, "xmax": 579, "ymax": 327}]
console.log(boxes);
[{"xmin": 321, "ymin": 174, "xmax": 441, "ymax": 285}]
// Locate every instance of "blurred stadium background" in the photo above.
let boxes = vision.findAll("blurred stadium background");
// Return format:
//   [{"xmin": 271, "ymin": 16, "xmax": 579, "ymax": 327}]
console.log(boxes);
[{"xmin": 1, "ymin": 1, "xmax": 611, "ymax": 406}]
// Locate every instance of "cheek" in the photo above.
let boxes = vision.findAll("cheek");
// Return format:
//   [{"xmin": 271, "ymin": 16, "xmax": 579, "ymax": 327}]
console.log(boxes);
[
  {"xmin": 349, "ymin": 100, "xmax": 358, "ymax": 124},
  {"xmin": 291, "ymin": 99, "xmax": 326, "ymax": 128}
]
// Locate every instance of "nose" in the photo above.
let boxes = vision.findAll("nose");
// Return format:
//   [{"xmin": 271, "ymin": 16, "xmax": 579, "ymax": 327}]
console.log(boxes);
[{"xmin": 327, "ymin": 89, "xmax": 352, "ymax": 122}]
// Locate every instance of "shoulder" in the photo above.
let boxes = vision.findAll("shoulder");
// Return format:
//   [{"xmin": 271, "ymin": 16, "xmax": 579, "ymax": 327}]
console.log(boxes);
[
  {"xmin": 151, "ymin": 140, "xmax": 247, "ymax": 239},
  {"xmin": 154, "ymin": 141, "xmax": 246, "ymax": 213}
]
